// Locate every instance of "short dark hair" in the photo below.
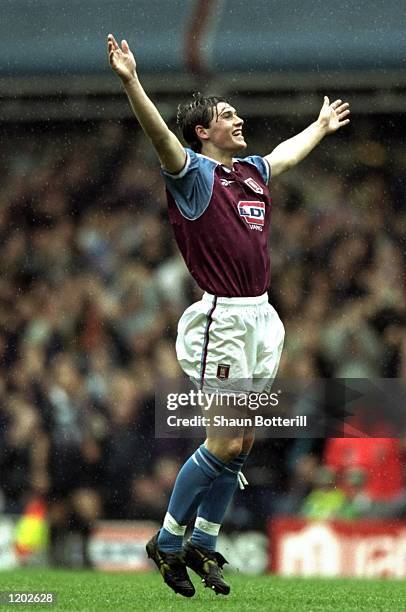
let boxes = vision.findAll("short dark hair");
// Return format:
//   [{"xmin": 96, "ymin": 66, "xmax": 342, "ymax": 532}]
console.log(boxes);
[{"xmin": 176, "ymin": 92, "xmax": 228, "ymax": 153}]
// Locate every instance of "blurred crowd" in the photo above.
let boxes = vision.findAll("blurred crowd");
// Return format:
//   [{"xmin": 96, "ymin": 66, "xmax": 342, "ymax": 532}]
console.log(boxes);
[{"xmin": 0, "ymin": 113, "xmax": 405, "ymax": 564}]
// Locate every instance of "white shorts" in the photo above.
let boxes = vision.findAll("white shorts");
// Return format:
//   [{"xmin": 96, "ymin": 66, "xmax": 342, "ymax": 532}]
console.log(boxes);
[{"xmin": 176, "ymin": 292, "xmax": 285, "ymax": 394}]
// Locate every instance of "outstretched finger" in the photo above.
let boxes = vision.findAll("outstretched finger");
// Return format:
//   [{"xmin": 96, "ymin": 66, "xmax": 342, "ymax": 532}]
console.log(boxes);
[
  {"xmin": 338, "ymin": 109, "xmax": 350, "ymax": 120},
  {"xmin": 331, "ymin": 99, "xmax": 342, "ymax": 109},
  {"xmin": 339, "ymin": 119, "xmax": 350, "ymax": 127},
  {"xmin": 335, "ymin": 102, "xmax": 349, "ymax": 114},
  {"xmin": 107, "ymin": 33, "xmax": 119, "ymax": 50},
  {"xmin": 107, "ymin": 42, "xmax": 118, "ymax": 61}
]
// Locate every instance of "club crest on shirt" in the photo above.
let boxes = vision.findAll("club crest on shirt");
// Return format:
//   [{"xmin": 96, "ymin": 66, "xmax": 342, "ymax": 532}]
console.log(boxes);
[
  {"xmin": 244, "ymin": 177, "xmax": 263, "ymax": 194},
  {"xmin": 238, "ymin": 200, "xmax": 265, "ymax": 231}
]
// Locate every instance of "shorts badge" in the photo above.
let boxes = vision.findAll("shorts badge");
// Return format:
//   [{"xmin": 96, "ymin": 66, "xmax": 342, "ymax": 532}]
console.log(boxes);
[{"xmin": 217, "ymin": 364, "xmax": 230, "ymax": 380}]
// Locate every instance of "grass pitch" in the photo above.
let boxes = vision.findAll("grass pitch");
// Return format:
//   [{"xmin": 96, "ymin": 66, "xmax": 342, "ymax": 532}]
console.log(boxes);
[{"xmin": 0, "ymin": 569, "xmax": 404, "ymax": 611}]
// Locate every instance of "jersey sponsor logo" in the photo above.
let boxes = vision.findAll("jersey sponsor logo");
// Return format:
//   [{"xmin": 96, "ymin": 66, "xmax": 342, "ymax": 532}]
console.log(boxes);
[
  {"xmin": 238, "ymin": 200, "xmax": 265, "ymax": 230},
  {"xmin": 244, "ymin": 177, "xmax": 264, "ymax": 194},
  {"xmin": 217, "ymin": 364, "xmax": 230, "ymax": 380}
]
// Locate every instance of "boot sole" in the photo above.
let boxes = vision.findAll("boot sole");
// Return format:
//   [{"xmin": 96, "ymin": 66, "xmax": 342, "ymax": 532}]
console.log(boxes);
[
  {"xmin": 185, "ymin": 562, "xmax": 230, "ymax": 595},
  {"xmin": 146, "ymin": 540, "xmax": 195, "ymax": 598}
]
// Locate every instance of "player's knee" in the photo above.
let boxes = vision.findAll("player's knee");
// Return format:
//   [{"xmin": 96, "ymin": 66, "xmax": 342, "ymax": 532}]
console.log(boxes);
[
  {"xmin": 206, "ymin": 437, "xmax": 243, "ymax": 462},
  {"xmin": 223, "ymin": 438, "xmax": 244, "ymax": 461}
]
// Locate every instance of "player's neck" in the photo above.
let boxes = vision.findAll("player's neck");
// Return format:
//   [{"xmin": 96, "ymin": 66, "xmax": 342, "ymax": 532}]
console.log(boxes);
[{"xmin": 200, "ymin": 145, "xmax": 234, "ymax": 169}]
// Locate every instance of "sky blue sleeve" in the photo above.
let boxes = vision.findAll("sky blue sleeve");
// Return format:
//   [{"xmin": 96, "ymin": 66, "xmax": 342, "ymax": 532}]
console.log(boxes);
[
  {"xmin": 162, "ymin": 149, "xmax": 217, "ymax": 220},
  {"xmin": 241, "ymin": 155, "xmax": 270, "ymax": 185}
]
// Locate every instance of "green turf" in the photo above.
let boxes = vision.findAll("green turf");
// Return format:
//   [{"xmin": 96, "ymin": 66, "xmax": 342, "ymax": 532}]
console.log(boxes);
[{"xmin": 0, "ymin": 570, "xmax": 404, "ymax": 611}]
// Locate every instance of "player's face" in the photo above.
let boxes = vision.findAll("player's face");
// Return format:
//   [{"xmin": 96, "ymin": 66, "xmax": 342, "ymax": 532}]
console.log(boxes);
[{"xmin": 206, "ymin": 103, "xmax": 246, "ymax": 152}]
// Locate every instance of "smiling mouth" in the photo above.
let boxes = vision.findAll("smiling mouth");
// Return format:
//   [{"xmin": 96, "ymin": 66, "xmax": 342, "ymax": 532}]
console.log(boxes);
[{"xmin": 232, "ymin": 130, "xmax": 244, "ymax": 137}]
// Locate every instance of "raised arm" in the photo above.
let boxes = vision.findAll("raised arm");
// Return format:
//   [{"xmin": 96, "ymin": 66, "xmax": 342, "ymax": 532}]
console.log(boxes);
[
  {"xmin": 107, "ymin": 34, "xmax": 186, "ymax": 174},
  {"xmin": 266, "ymin": 97, "xmax": 350, "ymax": 178}
]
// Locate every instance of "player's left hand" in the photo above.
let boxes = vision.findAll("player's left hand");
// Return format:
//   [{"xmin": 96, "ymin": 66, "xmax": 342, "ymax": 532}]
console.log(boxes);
[{"xmin": 317, "ymin": 97, "xmax": 350, "ymax": 133}]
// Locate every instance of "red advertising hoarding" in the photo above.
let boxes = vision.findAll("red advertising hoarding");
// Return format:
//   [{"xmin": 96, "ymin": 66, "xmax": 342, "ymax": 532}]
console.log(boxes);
[{"xmin": 269, "ymin": 517, "xmax": 406, "ymax": 578}]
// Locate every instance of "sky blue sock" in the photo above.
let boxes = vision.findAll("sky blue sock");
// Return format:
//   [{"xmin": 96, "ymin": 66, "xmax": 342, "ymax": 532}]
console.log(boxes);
[
  {"xmin": 190, "ymin": 453, "xmax": 249, "ymax": 551},
  {"xmin": 157, "ymin": 444, "xmax": 227, "ymax": 553}
]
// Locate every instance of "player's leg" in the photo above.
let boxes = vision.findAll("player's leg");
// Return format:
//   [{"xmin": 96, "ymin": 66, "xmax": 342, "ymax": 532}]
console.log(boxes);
[
  {"xmin": 184, "ymin": 297, "xmax": 257, "ymax": 558},
  {"xmin": 175, "ymin": 295, "xmax": 255, "ymax": 594},
  {"xmin": 184, "ymin": 428, "xmax": 255, "ymax": 594},
  {"xmin": 155, "ymin": 403, "xmax": 247, "ymax": 552},
  {"xmin": 155, "ymin": 294, "xmax": 249, "ymax": 556},
  {"xmin": 156, "ymin": 436, "xmax": 239, "ymax": 552},
  {"xmin": 146, "ymin": 432, "xmax": 245, "ymax": 597},
  {"xmin": 184, "ymin": 298, "xmax": 284, "ymax": 593},
  {"xmin": 190, "ymin": 428, "xmax": 255, "ymax": 551},
  {"xmin": 147, "ymin": 294, "xmax": 252, "ymax": 596}
]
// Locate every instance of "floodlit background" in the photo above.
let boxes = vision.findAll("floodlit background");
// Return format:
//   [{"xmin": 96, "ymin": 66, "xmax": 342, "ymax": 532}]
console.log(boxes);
[{"xmin": 0, "ymin": 0, "xmax": 405, "ymax": 575}]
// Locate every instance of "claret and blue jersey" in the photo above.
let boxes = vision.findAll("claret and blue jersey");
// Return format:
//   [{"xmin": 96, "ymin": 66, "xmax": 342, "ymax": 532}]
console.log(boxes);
[{"xmin": 163, "ymin": 148, "xmax": 272, "ymax": 298}]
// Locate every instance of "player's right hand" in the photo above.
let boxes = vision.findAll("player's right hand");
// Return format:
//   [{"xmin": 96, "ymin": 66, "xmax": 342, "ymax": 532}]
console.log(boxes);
[{"xmin": 107, "ymin": 34, "xmax": 137, "ymax": 83}]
